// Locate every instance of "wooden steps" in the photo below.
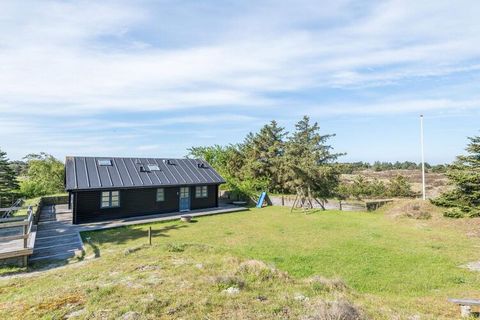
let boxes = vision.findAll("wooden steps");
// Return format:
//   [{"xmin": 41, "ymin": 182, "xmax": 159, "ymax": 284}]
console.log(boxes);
[{"xmin": 30, "ymin": 205, "xmax": 83, "ymax": 263}]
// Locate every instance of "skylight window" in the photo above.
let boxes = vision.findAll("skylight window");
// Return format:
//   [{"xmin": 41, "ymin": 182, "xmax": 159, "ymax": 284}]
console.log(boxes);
[
  {"xmin": 98, "ymin": 159, "xmax": 112, "ymax": 166},
  {"xmin": 147, "ymin": 164, "xmax": 160, "ymax": 171}
]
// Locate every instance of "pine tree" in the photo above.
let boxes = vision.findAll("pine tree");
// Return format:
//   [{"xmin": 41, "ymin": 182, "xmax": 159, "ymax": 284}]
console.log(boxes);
[
  {"xmin": 242, "ymin": 120, "xmax": 288, "ymax": 193},
  {"xmin": 284, "ymin": 116, "xmax": 343, "ymax": 208},
  {"xmin": 0, "ymin": 148, "xmax": 19, "ymax": 206},
  {"xmin": 432, "ymin": 135, "xmax": 480, "ymax": 217}
]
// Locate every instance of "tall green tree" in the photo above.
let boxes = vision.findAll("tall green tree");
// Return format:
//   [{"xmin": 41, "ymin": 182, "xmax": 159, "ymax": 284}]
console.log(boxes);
[
  {"xmin": 284, "ymin": 116, "xmax": 343, "ymax": 205},
  {"xmin": 242, "ymin": 120, "xmax": 288, "ymax": 193},
  {"xmin": 432, "ymin": 135, "xmax": 480, "ymax": 217},
  {"xmin": 0, "ymin": 148, "xmax": 19, "ymax": 206},
  {"xmin": 19, "ymin": 153, "xmax": 65, "ymax": 198},
  {"xmin": 187, "ymin": 145, "xmax": 263, "ymax": 198}
]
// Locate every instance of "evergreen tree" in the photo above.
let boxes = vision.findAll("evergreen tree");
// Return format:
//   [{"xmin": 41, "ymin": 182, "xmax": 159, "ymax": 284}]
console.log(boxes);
[
  {"xmin": 284, "ymin": 116, "xmax": 343, "ymax": 205},
  {"xmin": 386, "ymin": 175, "xmax": 415, "ymax": 198},
  {"xmin": 432, "ymin": 135, "xmax": 480, "ymax": 217},
  {"xmin": 0, "ymin": 148, "xmax": 19, "ymax": 206},
  {"xmin": 242, "ymin": 120, "xmax": 288, "ymax": 193}
]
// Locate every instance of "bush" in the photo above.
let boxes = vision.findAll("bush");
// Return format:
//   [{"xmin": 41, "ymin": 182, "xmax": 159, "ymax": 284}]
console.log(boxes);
[
  {"xmin": 235, "ymin": 259, "xmax": 284, "ymax": 281},
  {"xmin": 212, "ymin": 275, "xmax": 245, "ymax": 290},
  {"xmin": 304, "ymin": 300, "xmax": 364, "ymax": 320},
  {"xmin": 165, "ymin": 243, "xmax": 186, "ymax": 252},
  {"xmin": 19, "ymin": 153, "xmax": 64, "ymax": 198},
  {"xmin": 386, "ymin": 175, "xmax": 415, "ymax": 197},
  {"xmin": 308, "ymin": 276, "xmax": 347, "ymax": 293},
  {"xmin": 443, "ymin": 208, "xmax": 465, "ymax": 218}
]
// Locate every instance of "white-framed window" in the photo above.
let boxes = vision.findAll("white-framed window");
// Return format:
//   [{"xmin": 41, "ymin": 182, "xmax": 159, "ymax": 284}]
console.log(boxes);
[
  {"xmin": 156, "ymin": 188, "xmax": 165, "ymax": 202},
  {"xmin": 195, "ymin": 186, "xmax": 208, "ymax": 198},
  {"xmin": 101, "ymin": 191, "xmax": 120, "ymax": 208}
]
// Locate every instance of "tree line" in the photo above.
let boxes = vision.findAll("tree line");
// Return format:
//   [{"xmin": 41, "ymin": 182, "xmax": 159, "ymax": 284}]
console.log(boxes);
[
  {"xmin": 189, "ymin": 116, "xmax": 342, "ymax": 202},
  {"xmin": 335, "ymin": 161, "xmax": 447, "ymax": 174},
  {"xmin": 188, "ymin": 116, "xmax": 416, "ymax": 202},
  {"xmin": 0, "ymin": 149, "xmax": 65, "ymax": 206}
]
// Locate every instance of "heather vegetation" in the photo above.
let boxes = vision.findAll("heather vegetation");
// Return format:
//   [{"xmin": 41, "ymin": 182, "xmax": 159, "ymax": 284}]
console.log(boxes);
[
  {"xmin": 335, "ymin": 161, "xmax": 447, "ymax": 174},
  {"xmin": 336, "ymin": 175, "xmax": 416, "ymax": 200}
]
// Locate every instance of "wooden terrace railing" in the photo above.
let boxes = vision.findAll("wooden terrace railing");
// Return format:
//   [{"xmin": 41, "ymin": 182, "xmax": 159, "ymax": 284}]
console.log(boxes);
[{"xmin": 0, "ymin": 206, "xmax": 35, "ymax": 266}]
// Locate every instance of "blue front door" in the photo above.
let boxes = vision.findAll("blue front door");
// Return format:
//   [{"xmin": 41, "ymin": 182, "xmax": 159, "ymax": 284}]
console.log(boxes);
[{"xmin": 179, "ymin": 187, "xmax": 190, "ymax": 211}]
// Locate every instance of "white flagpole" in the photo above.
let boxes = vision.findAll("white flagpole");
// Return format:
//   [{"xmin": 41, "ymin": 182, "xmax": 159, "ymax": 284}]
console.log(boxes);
[{"xmin": 420, "ymin": 115, "xmax": 426, "ymax": 200}]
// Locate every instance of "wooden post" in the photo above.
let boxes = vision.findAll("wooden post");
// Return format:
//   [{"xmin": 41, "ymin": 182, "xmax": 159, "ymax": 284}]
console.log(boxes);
[
  {"xmin": 23, "ymin": 224, "xmax": 27, "ymax": 248},
  {"xmin": 148, "ymin": 227, "xmax": 152, "ymax": 245}
]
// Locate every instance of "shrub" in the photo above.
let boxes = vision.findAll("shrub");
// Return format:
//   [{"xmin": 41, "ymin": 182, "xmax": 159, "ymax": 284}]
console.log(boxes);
[
  {"xmin": 308, "ymin": 276, "xmax": 347, "ymax": 293},
  {"xmin": 304, "ymin": 300, "xmax": 364, "ymax": 320},
  {"xmin": 236, "ymin": 259, "xmax": 283, "ymax": 281},
  {"xmin": 19, "ymin": 153, "xmax": 64, "ymax": 198},
  {"xmin": 211, "ymin": 275, "xmax": 245, "ymax": 290},
  {"xmin": 165, "ymin": 243, "xmax": 186, "ymax": 252},
  {"xmin": 386, "ymin": 175, "xmax": 415, "ymax": 197},
  {"xmin": 443, "ymin": 208, "xmax": 465, "ymax": 218}
]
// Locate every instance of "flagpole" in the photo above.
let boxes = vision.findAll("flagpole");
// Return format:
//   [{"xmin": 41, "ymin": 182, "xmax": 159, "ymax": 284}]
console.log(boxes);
[{"xmin": 420, "ymin": 115, "xmax": 426, "ymax": 200}]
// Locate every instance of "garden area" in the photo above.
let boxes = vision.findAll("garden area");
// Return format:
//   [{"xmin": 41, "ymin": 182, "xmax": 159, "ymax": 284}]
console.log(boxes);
[{"xmin": 1, "ymin": 205, "xmax": 480, "ymax": 319}]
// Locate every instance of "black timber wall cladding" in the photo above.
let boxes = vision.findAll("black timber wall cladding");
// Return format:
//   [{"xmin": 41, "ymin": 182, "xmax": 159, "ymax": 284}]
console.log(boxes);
[
  {"xmin": 74, "ymin": 185, "xmax": 218, "ymax": 224},
  {"xmin": 190, "ymin": 185, "xmax": 218, "ymax": 210}
]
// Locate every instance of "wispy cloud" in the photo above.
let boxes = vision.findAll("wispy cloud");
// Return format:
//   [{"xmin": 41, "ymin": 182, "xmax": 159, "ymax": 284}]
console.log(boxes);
[
  {"xmin": 1, "ymin": 0, "xmax": 480, "ymax": 116},
  {"xmin": 1, "ymin": 0, "xmax": 480, "ymax": 161}
]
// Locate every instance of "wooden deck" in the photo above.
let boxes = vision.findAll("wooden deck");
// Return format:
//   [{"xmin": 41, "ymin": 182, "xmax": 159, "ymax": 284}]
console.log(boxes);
[
  {"xmin": 30, "ymin": 204, "xmax": 83, "ymax": 262},
  {"xmin": 0, "ymin": 208, "xmax": 35, "ymax": 266},
  {"xmin": 77, "ymin": 204, "xmax": 249, "ymax": 232}
]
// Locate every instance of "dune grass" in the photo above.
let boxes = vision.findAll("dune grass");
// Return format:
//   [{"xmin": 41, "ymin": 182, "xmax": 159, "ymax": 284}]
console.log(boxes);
[{"xmin": 1, "ymin": 206, "xmax": 480, "ymax": 319}]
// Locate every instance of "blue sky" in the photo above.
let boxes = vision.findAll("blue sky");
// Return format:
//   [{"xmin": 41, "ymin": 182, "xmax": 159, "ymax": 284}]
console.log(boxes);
[{"xmin": 1, "ymin": 1, "xmax": 480, "ymax": 164}]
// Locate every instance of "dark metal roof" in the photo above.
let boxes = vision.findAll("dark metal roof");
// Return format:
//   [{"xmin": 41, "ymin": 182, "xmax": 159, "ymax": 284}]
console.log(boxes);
[{"xmin": 65, "ymin": 156, "xmax": 225, "ymax": 191}]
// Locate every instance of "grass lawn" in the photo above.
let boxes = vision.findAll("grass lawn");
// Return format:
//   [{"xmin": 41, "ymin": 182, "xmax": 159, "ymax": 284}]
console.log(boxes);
[{"xmin": 1, "ymin": 206, "xmax": 480, "ymax": 319}]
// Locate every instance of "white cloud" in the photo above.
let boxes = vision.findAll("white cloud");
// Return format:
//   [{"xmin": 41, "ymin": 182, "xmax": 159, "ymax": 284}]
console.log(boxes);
[
  {"xmin": 308, "ymin": 98, "xmax": 480, "ymax": 116},
  {"xmin": 1, "ymin": 0, "xmax": 480, "ymax": 117},
  {"xmin": 1, "ymin": 0, "xmax": 480, "ymax": 160}
]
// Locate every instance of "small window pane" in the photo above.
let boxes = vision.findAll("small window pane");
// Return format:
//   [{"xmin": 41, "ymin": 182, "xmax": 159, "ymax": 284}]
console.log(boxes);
[
  {"xmin": 156, "ymin": 188, "xmax": 164, "ymax": 202},
  {"xmin": 98, "ymin": 159, "xmax": 112, "ymax": 166},
  {"xmin": 196, "ymin": 186, "xmax": 208, "ymax": 198},
  {"xmin": 101, "ymin": 191, "xmax": 120, "ymax": 208}
]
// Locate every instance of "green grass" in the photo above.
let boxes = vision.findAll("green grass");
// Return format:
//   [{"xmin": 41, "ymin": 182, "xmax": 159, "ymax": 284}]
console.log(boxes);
[{"xmin": 1, "ymin": 206, "xmax": 480, "ymax": 319}]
